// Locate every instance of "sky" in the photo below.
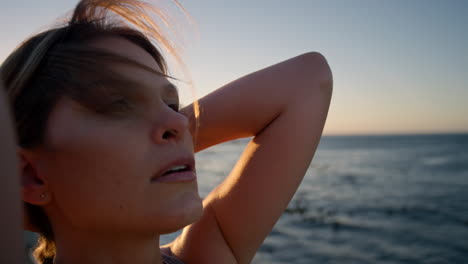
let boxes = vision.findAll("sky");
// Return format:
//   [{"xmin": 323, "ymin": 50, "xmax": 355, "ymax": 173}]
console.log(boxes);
[{"xmin": 1, "ymin": 0, "xmax": 467, "ymax": 135}]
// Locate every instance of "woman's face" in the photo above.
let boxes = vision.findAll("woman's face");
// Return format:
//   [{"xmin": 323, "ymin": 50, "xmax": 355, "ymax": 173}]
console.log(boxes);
[{"xmin": 35, "ymin": 37, "xmax": 202, "ymax": 235}]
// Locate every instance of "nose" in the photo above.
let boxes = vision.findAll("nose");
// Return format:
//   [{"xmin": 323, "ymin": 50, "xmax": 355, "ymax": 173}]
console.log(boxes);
[{"xmin": 151, "ymin": 109, "xmax": 189, "ymax": 144}]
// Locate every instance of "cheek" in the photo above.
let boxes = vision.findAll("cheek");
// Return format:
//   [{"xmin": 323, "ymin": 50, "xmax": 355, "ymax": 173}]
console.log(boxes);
[
  {"xmin": 41, "ymin": 119, "xmax": 154, "ymax": 228},
  {"xmin": 42, "ymin": 140, "xmax": 147, "ymax": 227},
  {"xmin": 45, "ymin": 118, "xmax": 149, "ymax": 190}
]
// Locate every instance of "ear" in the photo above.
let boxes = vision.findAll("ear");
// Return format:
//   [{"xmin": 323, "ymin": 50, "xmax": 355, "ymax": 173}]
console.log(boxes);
[{"xmin": 19, "ymin": 149, "xmax": 51, "ymax": 206}]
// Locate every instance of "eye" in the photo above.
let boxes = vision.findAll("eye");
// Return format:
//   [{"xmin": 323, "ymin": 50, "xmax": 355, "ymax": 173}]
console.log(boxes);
[
  {"xmin": 112, "ymin": 98, "xmax": 132, "ymax": 110},
  {"xmin": 168, "ymin": 103, "xmax": 180, "ymax": 112}
]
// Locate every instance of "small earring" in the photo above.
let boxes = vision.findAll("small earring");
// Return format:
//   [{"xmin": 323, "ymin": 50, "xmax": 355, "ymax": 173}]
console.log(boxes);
[{"xmin": 40, "ymin": 193, "xmax": 46, "ymax": 199}]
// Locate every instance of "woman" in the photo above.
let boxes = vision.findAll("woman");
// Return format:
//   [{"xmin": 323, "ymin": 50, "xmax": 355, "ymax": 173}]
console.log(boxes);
[{"xmin": 1, "ymin": 0, "xmax": 332, "ymax": 263}]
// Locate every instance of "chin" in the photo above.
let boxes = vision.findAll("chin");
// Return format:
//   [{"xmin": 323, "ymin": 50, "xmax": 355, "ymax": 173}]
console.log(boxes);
[{"xmin": 158, "ymin": 191, "xmax": 203, "ymax": 234}]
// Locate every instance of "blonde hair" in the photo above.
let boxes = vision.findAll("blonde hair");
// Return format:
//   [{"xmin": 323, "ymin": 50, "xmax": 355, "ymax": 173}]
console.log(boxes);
[{"xmin": 0, "ymin": 1, "xmax": 197, "ymax": 263}]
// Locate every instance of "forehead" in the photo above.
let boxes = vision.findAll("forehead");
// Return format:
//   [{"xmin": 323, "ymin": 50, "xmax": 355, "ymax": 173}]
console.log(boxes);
[
  {"xmin": 89, "ymin": 36, "xmax": 163, "ymax": 73},
  {"xmin": 86, "ymin": 36, "xmax": 176, "ymax": 96}
]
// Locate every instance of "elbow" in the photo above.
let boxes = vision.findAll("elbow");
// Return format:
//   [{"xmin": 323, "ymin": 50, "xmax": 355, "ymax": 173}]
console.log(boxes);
[{"xmin": 299, "ymin": 52, "xmax": 333, "ymax": 95}]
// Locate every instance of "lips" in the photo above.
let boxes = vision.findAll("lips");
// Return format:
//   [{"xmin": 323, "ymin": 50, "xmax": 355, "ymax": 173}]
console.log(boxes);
[{"xmin": 151, "ymin": 156, "xmax": 196, "ymax": 183}]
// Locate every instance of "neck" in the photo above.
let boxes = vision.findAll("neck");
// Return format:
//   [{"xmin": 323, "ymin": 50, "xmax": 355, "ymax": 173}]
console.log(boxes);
[{"xmin": 52, "ymin": 230, "xmax": 164, "ymax": 264}]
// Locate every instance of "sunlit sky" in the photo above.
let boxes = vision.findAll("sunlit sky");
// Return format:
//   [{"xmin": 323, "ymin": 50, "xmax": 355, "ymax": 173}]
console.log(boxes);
[{"xmin": 1, "ymin": 0, "xmax": 467, "ymax": 135}]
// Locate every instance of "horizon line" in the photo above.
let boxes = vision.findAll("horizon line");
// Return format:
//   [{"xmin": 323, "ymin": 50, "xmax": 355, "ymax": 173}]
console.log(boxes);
[{"xmin": 322, "ymin": 131, "xmax": 468, "ymax": 137}]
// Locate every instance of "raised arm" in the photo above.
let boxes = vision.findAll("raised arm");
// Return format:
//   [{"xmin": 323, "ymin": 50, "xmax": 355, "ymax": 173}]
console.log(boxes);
[
  {"xmin": 0, "ymin": 85, "xmax": 24, "ymax": 263},
  {"xmin": 169, "ymin": 52, "xmax": 333, "ymax": 263}
]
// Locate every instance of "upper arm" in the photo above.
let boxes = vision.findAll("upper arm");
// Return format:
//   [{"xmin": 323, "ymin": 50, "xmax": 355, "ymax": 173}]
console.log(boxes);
[{"xmin": 169, "ymin": 52, "xmax": 333, "ymax": 263}]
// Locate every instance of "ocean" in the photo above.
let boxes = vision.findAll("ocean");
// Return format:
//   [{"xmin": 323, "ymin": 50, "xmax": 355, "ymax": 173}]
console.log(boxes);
[{"xmin": 25, "ymin": 134, "xmax": 468, "ymax": 263}]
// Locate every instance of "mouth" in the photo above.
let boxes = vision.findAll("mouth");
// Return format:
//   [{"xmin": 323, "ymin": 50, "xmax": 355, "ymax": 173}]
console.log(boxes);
[{"xmin": 151, "ymin": 157, "xmax": 196, "ymax": 183}]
